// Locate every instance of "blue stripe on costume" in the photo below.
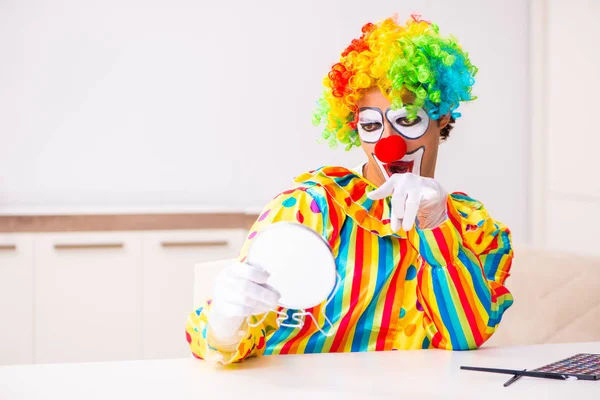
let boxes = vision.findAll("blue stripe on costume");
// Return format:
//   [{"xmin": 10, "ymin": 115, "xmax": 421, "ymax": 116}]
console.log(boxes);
[{"xmin": 431, "ymin": 267, "xmax": 468, "ymax": 349}]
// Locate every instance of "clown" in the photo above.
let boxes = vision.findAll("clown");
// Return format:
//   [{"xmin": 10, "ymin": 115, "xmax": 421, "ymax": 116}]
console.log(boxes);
[{"xmin": 186, "ymin": 15, "xmax": 513, "ymax": 364}]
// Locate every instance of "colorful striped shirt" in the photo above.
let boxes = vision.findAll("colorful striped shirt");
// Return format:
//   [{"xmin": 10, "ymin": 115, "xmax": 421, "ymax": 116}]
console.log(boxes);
[{"xmin": 186, "ymin": 166, "xmax": 514, "ymax": 364}]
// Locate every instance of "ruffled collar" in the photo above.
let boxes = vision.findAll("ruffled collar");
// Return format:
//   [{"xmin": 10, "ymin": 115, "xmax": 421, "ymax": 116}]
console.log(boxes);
[{"xmin": 294, "ymin": 166, "xmax": 406, "ymax": 238}]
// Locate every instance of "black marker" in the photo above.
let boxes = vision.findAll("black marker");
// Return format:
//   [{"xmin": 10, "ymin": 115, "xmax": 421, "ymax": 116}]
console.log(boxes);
[{"xmin": 461, "ymin": 366, "xmax": 580, "ymax": 382}]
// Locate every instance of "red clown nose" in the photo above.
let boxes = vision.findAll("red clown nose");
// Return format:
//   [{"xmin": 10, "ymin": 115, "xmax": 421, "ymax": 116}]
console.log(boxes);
[{"xmin": 374, "ymin": 135, "xmax": 407, "ymax": 163}]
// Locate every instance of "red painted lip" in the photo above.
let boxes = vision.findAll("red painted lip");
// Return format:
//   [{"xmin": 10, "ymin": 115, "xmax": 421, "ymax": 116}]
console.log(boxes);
[{"xmin": 384, "ymin": 160, "xmax": 414, "ymax": 176}]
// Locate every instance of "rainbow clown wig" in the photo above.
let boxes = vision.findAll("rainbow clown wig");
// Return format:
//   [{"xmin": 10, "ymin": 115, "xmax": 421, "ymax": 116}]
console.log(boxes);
[{"xmin": 313, "ymin": 14, "xmax": 478, "ymax": 150}]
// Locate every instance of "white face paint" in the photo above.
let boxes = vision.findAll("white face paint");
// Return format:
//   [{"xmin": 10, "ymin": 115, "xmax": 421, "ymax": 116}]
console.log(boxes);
[
  {"xmin": 385, "ymin": 107, "xmax": 430, "ymax": 140},
  {"xmin": 358, "ymin": 107, "xmax": 430, "ymax": 142},
  {"xmin": 358, "ymin": 106, "xmax": 430, "ymax": 179},
  {"xmin": 357, "ymin": 107, "xmax": 384, "ymax": 143}
]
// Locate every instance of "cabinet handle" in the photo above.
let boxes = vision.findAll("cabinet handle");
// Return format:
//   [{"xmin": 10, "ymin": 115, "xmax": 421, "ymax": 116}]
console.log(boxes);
[
  {"xmin": 54, "ymin": 243, "xmax": 124, "ymax": 250},
  {"xmin": 0, "ymin": 244, "xmax": 17, "ymax": 251},
  {"xmin": 160, "ymin": 240, "xmax": 229, "ymax": 248}
]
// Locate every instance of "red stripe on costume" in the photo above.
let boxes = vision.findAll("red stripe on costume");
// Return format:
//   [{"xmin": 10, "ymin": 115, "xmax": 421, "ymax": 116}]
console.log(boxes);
[
  {"xmin": 447, "ymin": 201, "xmax": 462, "ymax": 230},
  {"xmin": 325, "ymin": 194, "xmax": 340, "ymax": 248},
  {"xmin": 486, "ymin": 235, "xmax": 499, "ymax": 251},
  {"xmin": 376, "ymin": 239, "xmax": 407, "ymax": 350},
  {"xmin": 323, "ymin": 168, "xmax": 351, "ymax": 177},
  {"xmin": 432, "ymin": 227, "xmax": 453, "ymax": 265},
  {"xmin": 373, "ymin": 200, "xmax": 384, "ymax": 220},
  {"xmin": 329, "ymin": 229, "xmax": 364, "ymax": 353},
  {"xmin": 446, "ymin": 264, "xmax": 484, "ymax": 346},
  {"xmin": 431, "ymin": 332, "xmax": 443, "ymax": 348},
  {"xmin": 491, "ymin": 284, "xmax": 511, "ymax": 297},
  {"xmin": 475, "ymin": 231, "xmax": 485, "ymax": 246},
  {"xmin": 350, "ymin": 181, "xmax": 368, "ymax": 202}
]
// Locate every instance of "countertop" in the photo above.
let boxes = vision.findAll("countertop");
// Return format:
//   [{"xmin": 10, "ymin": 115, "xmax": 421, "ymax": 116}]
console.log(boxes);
[{"xmin": 1, "ymin": 342, "xmax": 598, "ymax": 399}]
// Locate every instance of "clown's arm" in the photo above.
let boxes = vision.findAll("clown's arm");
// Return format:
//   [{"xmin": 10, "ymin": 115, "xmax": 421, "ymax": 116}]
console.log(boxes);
[
  {"xmin": 185, "ymin": 186, "xmax": 341, "ymax": 364},
  {"xmin": 413, "ymin": 193, "xmax": 514, "ymax": 350},
  {"xmin": 368, "ymin": 175, "xmax": 514, "ymax": 350}
]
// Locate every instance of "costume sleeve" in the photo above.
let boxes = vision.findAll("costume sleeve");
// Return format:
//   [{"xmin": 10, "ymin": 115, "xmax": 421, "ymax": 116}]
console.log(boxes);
[
  {"xmin": 411, "ymin": 193, "xmax": 514, "ymax": 350},
  {"xmin": 185, "ymin": 185, "xmax": 343, "ymax": 364}
]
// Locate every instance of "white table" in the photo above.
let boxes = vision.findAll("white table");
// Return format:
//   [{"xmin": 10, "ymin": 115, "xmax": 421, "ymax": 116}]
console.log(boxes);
[{"xmin": 1, "ymin": 342, "xmax": 598, "ymax": 399}]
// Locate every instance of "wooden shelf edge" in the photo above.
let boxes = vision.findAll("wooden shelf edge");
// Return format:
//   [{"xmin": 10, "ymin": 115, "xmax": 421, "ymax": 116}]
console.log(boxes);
[{"xmin": 0, "ymin": 213, "xmax": 259, "ymax": 233}]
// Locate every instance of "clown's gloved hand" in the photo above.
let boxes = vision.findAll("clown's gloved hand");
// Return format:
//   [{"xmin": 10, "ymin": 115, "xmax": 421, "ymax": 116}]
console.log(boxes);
[
  {"xmin": 207, "ymin": 261, "xmax": 280, "ymax": 349},
  {"xmin": 367, "ymin": 173, "xmax": 448, "ymax": 232}
]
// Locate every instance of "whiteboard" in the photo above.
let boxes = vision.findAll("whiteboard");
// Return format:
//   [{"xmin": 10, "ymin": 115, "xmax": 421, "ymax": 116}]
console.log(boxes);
[{"xmin": 0, "ymin": 0, "xmax": 531, "ymax": 244}]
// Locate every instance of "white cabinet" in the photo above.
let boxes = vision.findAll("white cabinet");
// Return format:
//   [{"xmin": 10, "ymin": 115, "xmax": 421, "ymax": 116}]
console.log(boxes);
[
  {"xmin": 141, "ymin": 229, "xmax": 245, "ymax": 359},
  {"xmin": 34, "ymin": 232, "xmax": 143, "ymax": 364},
  {"xmin": 0, "ymin": 234, "xmax": 33, "ymax": 365},
  {"xmin": 0, "ymin": 227, "xmax": 248, "ymax": 365}
]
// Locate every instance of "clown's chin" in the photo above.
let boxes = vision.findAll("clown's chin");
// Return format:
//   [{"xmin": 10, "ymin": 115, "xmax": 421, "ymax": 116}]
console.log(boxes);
[{"xmin": 384, "ymin": 160, "xmax": 414, "ymax": 175}]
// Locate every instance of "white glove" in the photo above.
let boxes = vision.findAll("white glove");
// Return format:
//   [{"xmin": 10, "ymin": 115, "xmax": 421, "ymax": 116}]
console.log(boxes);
[
  {"xmin": 207, "ymin": 261, "xmax": 280, "ymax": 348},
  {"xmin": 367, "ymin": 173, "xmax": 448, "ymax": 232}
]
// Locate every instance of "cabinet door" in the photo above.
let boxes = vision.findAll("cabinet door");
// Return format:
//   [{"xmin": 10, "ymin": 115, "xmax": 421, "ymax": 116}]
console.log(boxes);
[
  {"xmin": 34, "ymin": 232, "xmax": 142, "ymax": 364},
  {"xmin": 141, "ymin": 229, "xmax": 246, "ymax": 359},
  {"xmin": 0, "ymin": 234, "xmax": 33, "ymax": 365}
]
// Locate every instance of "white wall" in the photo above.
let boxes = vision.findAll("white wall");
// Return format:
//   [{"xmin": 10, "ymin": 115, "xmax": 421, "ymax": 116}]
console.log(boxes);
[
  {"xmin": 0, "ymin": 0, "xmax": 530, "ymax": 243},
  {"xmin": 531, "ymin": 0, "xmax": 600, "ymax": 256}
]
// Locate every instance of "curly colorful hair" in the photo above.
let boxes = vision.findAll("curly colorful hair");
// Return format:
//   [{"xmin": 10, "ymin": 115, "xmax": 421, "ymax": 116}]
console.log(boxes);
[{"xmin": 313, "ymin": 14, "xmax": 478, "ymax": 150}]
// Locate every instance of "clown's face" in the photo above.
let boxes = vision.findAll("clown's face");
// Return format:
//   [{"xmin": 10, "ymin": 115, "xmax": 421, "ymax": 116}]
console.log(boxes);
[{"xmin": 357, "ymin": 87, "xmax": 449, "ymax": 187}]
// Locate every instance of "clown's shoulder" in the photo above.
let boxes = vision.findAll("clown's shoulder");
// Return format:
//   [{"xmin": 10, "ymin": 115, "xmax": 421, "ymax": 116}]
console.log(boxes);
[
  {"xmin": 257, "ymin": 166, "xmax": 363, "ymax": 220},
  {"xmin": 259, "ymin": 166, "xmax": 358, "ymax": 208},
  {"xmin": 289, "ymin": 166, "xmax": 367, "ymax": 205},
  {"xmin": 444, "ymin": 191, "xmax": 512, "ymax": 258},
  {"xmin": 294, "ymin": 166, "xmax": 361, "ymax": 186},
  {"xmin": 447, "ymin": 192, "xmax": 510, "ymax": 230}
]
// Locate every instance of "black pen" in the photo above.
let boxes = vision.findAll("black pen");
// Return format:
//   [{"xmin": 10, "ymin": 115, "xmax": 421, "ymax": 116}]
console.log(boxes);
[
  {"xmin": 503, "ymin": 369, "xmax": 526, "ymax": 387},
  {"xmin": 460, "ymin": 366, "xmax": 580, "ymax": 381}
]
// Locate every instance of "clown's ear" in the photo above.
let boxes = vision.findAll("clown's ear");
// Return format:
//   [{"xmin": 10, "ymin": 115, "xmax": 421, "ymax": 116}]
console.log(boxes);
[{"xmin": 437, "ymin": 114, "xmax": 451, "ymax": 129}]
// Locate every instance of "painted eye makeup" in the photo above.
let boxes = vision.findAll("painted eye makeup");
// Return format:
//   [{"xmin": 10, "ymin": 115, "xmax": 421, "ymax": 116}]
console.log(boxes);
[
  {"xmin": 360, "ymin": 122, "xmax": 382, "ymax": 132},
  {"xmin": 396, "ymin": 116, "xmax": 421, "ymax": 127},
  {"xmin": 357, "ymin": 108, "xmax": 384, "ymax": 143},
  {"xmin": 385, "ymin": 107, "xmax": 430, "ymax": 140}
]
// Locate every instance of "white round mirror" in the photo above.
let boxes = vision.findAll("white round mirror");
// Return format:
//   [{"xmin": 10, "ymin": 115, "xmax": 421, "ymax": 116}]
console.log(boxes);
[{"xmin": 246, "ymin": 222, "xmax": 337, "ymax": 310}]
